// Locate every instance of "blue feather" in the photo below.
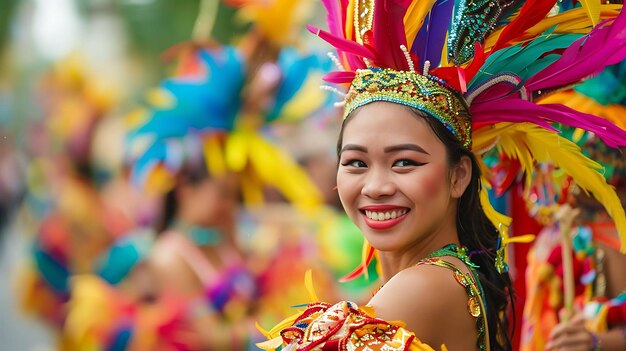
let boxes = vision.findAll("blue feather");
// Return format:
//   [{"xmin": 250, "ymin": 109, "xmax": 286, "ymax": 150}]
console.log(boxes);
[{"xmin": 469, "ymin": 33, "xmax": 582, "ymax": 90}]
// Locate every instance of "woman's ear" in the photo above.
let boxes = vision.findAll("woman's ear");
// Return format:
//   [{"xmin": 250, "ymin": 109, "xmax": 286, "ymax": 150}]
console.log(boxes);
[{"xmin": 450, "ymin": 155, "xmax": 472, "ymax": 199}]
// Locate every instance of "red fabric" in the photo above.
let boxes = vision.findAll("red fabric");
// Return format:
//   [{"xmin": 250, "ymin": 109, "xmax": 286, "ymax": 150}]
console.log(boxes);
[
  {"xmin": 607, "ymin": 302, "xmax": 626, "ymax": 327},
  {"xmin": 511, "ymin": 185, "xmax": 543, "ymax": 350}
]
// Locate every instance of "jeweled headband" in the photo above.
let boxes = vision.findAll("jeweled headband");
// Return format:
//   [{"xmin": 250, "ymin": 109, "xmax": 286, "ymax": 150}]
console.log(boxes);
[{"xmin": 344, "ymin": 68, "xmax": 472, "ymax": 149}]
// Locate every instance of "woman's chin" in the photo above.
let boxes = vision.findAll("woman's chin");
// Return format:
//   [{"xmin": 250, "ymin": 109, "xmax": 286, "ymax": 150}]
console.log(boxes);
[{"xmin": 362, "ymin": 235, "xmax": 402, "ymax": 253}]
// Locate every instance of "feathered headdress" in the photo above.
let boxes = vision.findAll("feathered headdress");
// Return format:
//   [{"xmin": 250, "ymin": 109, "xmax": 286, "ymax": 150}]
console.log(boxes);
[
  {"xmin": 537, "ymin": 59, "xmax": 626, "ymax": 187},
  {"xmin": 539, "ymin": 60, "xmax": 626, "ymax": 132},
  {"xmin": 309, "ymin": 0, "xmax": 626, "ymax": 280},
  {"xmin": 125, "ymin": 8, "xmax": 332, "ymax": 211}
]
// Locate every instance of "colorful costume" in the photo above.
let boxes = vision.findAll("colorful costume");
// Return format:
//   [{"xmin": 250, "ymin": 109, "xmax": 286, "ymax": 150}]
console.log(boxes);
[{"xmin": 258, "ymin": 244, "xmax": 486, "ymax": 351}]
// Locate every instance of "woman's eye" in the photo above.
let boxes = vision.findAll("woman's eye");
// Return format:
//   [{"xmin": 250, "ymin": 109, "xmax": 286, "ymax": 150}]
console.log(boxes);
[
  {"xmin": 341, "ymin": 159, "xmax": 367, "ymax": 168},
  {"xmin": 393, "ymin": 159, "xmax": 423, "ymax": 167}
]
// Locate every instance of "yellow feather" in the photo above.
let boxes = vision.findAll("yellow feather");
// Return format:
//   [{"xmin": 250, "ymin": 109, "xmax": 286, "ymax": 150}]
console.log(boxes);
[
  {"xmin": 304, "ymin": 269, "xmax": 320, "ymax": 302},
  {"xmin": 475, "ymin": 123, "xmax": 536, "ymax": 191},
  {"xmin": 440, "ymin": 32, "xmax": 451, "ymax": 67},
  {"xmin": 145, "ymin": 164, "xmax": 176, "ymax": 194},
  {"xmin": 225, "ymin": 130, "xmax": 249, "ymax": 172},
  {"xmin": 239, "ymin": 170, "xmax": 264, "ymax": 206},
  {"xmin": 125, "ymin": 108, "xmax": 149, "ymax": 129},
  {"xmin": 579, "ymin": 0, "xmax": 601, "ymax": 26},
  {"xmin": 485, "ymin": 123, "xmax": 626, "ymax": 252},
  {"xmin": 404, "ymin": 0, "xmax": 438, "ymax": 51},
  {"xmin": 346, "ymin": 0, "xmax": 356, "ymax": 41},
  {"xmin": 247, "ymin": 134, "xmax": 323, "ymax": 210},
  {"xmin": 65, "ymin": 276, "xmax": 113, "ymax": 342},
  {"xmin": 257, "ymin": 312, "xmax": 301, "ymax": 339},
  {"xmin": 237, "ymin": 0, "xmax": 312, "ymax": 45},
  {"xmin": 255, "ymin": 336, "xmax": 283, "ymax": 350},
  {"xmin": 361, "ymin": 239, "xmax": 373, "ymax": 280},
  {"xmin": 278, "ymin": 73, "xmax": 327, "ymax": 122},
  {"xmin": 145, "ymin": 87, "xmax": 175, "ymax": 109},
  {"xmin": 480, "ymin": 178, "xmax": 512, "ymax": 230},
  {"xmin": 203, "ymin": 134, "xmax": 226, "ymax": 177},
  {"xmin": 483, "ymin": 6, "xmax": 620, "ymax": 51}
]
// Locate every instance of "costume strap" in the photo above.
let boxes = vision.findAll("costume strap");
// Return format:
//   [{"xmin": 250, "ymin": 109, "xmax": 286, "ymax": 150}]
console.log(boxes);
[{"xmin": 419, "ymin": 244, "xmax": 489, "ymax": 351}]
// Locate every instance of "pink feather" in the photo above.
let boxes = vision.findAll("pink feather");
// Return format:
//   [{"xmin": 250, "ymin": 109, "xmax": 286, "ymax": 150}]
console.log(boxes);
[
  {"xmin": 471, "ymin": 101, "xmax": 559, "ymax": 131},
  {"xmin": 372, "ymin": 0, "xmax": 412, "ymax": 70},
  {"xmin": 472, "ymin": 99, "xmax": 626, "ymax": 148},
  {"xmin": 323, "ymin": 71, "xmax": 357, "ymax": 84},
  {"xmin": 307, "ymin": 24, "xmax": 378, "ymax": 63},
  {"xmin": 540, "ymin": 103, "xmax": 626, "ymax": 148},
  {"xmin": 320, "ymin": 0, "xmax": 365, "ymax": 70},
  {"xmin": 469, "ymin": 76, "xmax": 524, "ymax": 104},
  {"xmin": 526, "ymin": 11, "xmax": 626, "ymax": 92},
  {"xmin": 321, "ymin": 0, "xmax": 344, "ymax": 38}
]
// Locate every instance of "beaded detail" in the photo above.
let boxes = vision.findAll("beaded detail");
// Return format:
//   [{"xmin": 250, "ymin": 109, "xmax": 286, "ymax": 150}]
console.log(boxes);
[
  {"xmin": 345, "ymin": 68, "xmax": 472, "ymax": 149},
  {"xmin": 353, "ymin": 0, "xmax": 375, "ymax": 44},
  {"xmin": 419, "ymin": 244, "xmax": 489, "ymax": 351},
  {"xmin": 447, "ymin": 0, "xmax": 515, "ymax": 65},
  {"xmin": 262, "ymin": 301, "xmax": 423, "ymax": 351}
]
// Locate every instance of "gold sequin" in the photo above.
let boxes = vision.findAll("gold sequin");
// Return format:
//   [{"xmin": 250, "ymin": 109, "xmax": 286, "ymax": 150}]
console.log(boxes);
[
  {"xmin": 468, "ymin": 296, "xmax": 482, "ymax": 318},
  {"xmin": 454, "ymin": 270, "xmax": 469, "ymax": 287}
]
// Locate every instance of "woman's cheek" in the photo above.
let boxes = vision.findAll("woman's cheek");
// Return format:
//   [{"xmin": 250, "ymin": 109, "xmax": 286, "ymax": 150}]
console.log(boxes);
[
  {"xmin": 336, "ymin": 173, "xmax": 357, "ymax": 212},
  {"xmin": 419, "ymin": 165, "xmax": 448, "ymax": 199}
]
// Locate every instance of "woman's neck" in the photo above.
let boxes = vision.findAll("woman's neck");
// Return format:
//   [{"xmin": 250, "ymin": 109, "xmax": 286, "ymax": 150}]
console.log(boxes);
[{"xmin": 377, "ymin": 221, "xmax": 460, "ymax": 283}]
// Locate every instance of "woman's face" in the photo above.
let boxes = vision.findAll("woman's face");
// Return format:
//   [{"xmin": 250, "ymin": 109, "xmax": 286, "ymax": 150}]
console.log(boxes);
[
  {"xmin": 182, "ymin": 173, "xmax": 240, "ymax": 229},
  {"xmin": 337, "ymin": 102, "xmax": 458, "ymax": 252}
]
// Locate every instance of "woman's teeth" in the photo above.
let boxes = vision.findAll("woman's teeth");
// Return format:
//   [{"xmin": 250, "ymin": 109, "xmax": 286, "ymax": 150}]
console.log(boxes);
[{"xmin": 364, "ymin": 209, "xmax": 408, "ymax": 221}]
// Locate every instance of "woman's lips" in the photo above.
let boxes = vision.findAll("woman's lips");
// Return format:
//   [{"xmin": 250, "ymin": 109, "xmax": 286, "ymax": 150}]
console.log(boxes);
[{"xmin": 360, "ymin": 205, "xmax": 410, "ymax": 230}]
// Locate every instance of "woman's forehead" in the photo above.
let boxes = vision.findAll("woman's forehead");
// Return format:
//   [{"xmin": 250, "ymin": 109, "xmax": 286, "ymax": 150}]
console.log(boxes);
[{"xmin": 342, "ymin": 102, "xmax": 440, "ymax": 145}]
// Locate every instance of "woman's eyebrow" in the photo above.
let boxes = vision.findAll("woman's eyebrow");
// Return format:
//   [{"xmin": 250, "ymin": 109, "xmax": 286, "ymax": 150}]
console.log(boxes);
[
  {"xmin": 340, "ymin": 144, "xmax": 367, "ymax": 154},
  {"xmin": 384, "ymin": 143, "xmax": 430, "ymax": 155}
]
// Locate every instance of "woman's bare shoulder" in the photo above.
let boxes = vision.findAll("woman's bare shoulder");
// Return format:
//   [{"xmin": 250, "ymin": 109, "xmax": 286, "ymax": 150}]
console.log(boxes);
[{"xmin": 368, "ymin": 261, "xmax": 477, "ymax": 348}]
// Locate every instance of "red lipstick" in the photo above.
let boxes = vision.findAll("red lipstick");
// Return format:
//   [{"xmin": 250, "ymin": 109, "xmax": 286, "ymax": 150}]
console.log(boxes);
[{"xmin": 360, "ymin": 205, "xmax": 409, "ymax": 230}]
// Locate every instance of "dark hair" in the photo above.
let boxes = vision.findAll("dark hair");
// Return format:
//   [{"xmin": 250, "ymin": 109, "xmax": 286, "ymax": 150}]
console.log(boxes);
[
  {"xmin": 336, "ymin": 106, "xmax": 514, "ymax": 351},
  {"xmin": 156, "ymin": 162, "xmax": 211, "ymax": 234}
]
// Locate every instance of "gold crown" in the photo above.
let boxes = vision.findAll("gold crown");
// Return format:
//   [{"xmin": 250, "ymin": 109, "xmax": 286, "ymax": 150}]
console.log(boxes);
[{"xmin": 344, "ymin": 68, "xmax": 472, "ymax": 149}]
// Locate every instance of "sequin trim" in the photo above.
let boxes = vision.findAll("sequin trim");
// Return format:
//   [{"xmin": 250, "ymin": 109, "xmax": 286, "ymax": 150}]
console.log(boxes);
[
  {"xmin": 447, "ymin": 0, "xmax": 515, "ymax": 64},
  {"xmin": 345, "ymin": 68, "xmax": 472, "ymax": 149},
  {"xmin": 418, "ymin": 245, "xmax": 490, "ymax": 351}
]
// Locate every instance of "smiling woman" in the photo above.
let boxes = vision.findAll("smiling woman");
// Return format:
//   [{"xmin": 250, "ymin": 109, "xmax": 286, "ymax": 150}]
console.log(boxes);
[
  {"xmin": 338, "ymin": 103, "xmax": 462, "ymax": 255},
  {"xmin": 336, "ymin": 102, "xmax": 504, "ymax": 351}
]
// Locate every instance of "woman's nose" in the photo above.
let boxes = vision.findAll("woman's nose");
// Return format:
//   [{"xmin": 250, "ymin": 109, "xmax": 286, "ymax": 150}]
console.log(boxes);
[{"xmin": 361, "ymin": 170, "xmax": 396, "ymax": 198}]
